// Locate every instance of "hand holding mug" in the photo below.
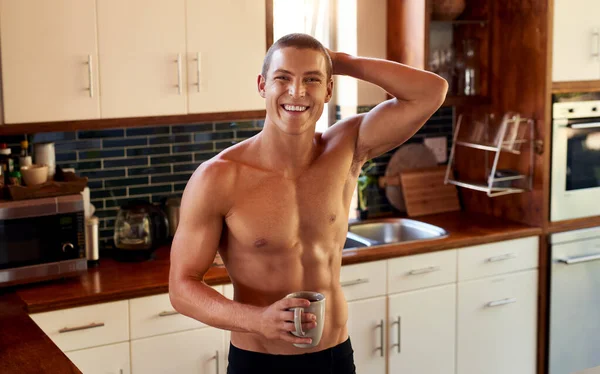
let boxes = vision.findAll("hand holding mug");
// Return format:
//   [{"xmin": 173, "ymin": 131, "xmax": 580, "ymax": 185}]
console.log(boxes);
[{"xmin": 257, "ymin": 297, "xmax": 318, "ymax": 346}]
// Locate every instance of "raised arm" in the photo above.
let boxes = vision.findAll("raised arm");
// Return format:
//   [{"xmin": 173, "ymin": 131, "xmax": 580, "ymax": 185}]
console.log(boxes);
[
  {"xmin": 169, "ymin": 160, "xmax": 315, "ymax": 345},
  {"xmin": 331, "ymin": 51, "xmax": 448, "ymax": 162}
]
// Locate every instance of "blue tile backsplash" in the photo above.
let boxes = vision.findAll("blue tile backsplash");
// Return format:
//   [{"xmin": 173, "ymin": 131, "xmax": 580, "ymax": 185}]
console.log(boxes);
[
  {"xmin": 3, "ymin": 106, "xmax": 453, "ymax": 246},
  {"xmin": 3, "ymin": 119, "xmax": 264, "ymax": 247}
]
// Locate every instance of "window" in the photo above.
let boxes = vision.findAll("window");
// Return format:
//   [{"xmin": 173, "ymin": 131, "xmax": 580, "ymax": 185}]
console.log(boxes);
[{"xmin": 273, "ymin": 0, "xmax": 335, "ymax": 133}]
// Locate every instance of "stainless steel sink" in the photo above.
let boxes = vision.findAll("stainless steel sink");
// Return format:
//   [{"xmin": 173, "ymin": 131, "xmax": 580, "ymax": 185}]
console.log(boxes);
[
  {"xmin": 345, "ymin": 218, "xmax": 448, "ymax": 248},
  {"xmin": 343, "ymin": 232, "xmax": 375, "ymax": 249}
]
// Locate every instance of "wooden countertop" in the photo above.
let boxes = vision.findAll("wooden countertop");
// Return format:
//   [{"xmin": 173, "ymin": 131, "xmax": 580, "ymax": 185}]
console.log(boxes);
[{"xmin": 0, "ymin": 210, "xmax": 542, "ymax": 373}]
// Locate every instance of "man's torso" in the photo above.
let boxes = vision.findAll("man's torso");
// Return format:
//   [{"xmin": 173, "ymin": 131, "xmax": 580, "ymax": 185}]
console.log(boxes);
[{"xmin": 217, "ymin": 125, "xmax": 361, "ymax": 354}]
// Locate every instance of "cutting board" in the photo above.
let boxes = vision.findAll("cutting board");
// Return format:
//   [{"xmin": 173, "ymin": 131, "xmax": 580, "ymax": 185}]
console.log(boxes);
[{"xmin": 400, "ymin": 166, "xmax": 461, "ymax": 217}]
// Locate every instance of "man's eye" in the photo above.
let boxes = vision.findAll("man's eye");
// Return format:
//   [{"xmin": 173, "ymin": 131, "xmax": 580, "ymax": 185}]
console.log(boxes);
[
  {"xmin": 275, "ymin": 76, "xmax": 288, "ymax": 81},
  {"xmin": 306, "ymin": 78, "xmax": 321, "ymax": 83}
]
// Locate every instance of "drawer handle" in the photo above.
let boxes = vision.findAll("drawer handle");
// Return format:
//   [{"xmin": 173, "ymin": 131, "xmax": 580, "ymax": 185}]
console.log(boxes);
[
  {"xmin": 59, "ymin": 322, "xmax": 105, "ymax": 334},
  {"xmin": 486, "ymin": 297, "xmax": 517, "ymax": 308},
  {"xmin": 158, "ymin": 310, "xmax": 180, "ymax": 317},
  {"xmin": 485, "ymin": 253, "xmax": 517, "ymax": 263},
  {"xmin": 558, "ymin": 252, "xmax": 600, "ymax": 265},
  {"xmin": 341, "ymin": 278, "xmax": 370, "ymax": 287},
  {"xmin": 408, "ymin": 266, "xmax": 440, "ymax": 275},
  {"xmin": 214, "ymin": 350, "xmax": 220, "ymax": 374},
  {"xmin": 391, "ymin": 316, "xmax": 401, "ymax": 353}
]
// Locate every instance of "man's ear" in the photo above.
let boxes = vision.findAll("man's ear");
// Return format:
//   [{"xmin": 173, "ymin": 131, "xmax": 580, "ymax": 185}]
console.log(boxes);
[
  {"xmin": 324, "ymin": 77, "xmax": 334, "ymax": 103},
  {"xmin": 257, "ymin": 74, "xmax": 266, "ymax": 98}
]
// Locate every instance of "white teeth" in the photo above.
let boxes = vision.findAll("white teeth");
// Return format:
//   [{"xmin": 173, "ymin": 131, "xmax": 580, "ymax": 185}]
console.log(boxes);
[{"xmin": 284, "ymin": 105, "xmax": 307, "ymax": 112}]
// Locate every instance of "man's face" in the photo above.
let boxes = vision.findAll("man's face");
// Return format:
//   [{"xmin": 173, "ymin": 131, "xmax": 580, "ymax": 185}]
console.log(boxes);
[{"xmin": 258, "ymin": 47, "xmax": 333, "ymax": 135}]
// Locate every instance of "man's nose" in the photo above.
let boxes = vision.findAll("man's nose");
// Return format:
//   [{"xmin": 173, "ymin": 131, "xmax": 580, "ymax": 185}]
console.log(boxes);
[{"xmin": 288, "ymin": 82, "xmax": 306, "ymax": 98}]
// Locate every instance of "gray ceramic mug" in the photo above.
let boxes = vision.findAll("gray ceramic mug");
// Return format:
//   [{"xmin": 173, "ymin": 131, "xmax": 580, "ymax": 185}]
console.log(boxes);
[{"xmin": 285, "ymin": 291, "xmax": 326, "ymax": 348}]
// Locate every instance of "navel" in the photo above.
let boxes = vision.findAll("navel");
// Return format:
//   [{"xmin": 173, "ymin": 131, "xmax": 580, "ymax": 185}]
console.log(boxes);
[
  {"xmin": 254, "ymin": 238, "xmax": 268, "ymax": 248},
  {"xmin": 329, "ymin": 214, "xmax": 337, "ymax": 224}
]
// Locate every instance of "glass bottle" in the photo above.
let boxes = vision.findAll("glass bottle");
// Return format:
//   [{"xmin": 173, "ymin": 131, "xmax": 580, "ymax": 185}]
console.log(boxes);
[{"xmin": 461, "ymin": 38, "xmax": 480, "ymax": 96}]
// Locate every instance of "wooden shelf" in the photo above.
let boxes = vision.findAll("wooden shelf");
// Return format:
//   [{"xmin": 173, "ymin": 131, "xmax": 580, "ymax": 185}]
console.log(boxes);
[
  {"xmin": 0, "ymin": 110, "xmax": 266, "ymax": 136},
  {"xmin": 551, "ymin": 80, "xmax": 600, "ymax": 94},
  {"xmin": 443, "ymin": 95, "xmax": 491, "ymax": 107}
]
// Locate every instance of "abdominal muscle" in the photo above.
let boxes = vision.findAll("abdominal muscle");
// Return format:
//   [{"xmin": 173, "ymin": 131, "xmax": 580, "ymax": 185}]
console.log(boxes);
[{"xmin": 223, "ymin": 242, "xmax": 349, "ymax": 355}]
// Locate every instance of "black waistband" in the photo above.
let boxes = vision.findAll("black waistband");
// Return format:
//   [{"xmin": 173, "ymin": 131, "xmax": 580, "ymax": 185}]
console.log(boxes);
[{"xmin": 228, "ymin": 337, "xmax": 354, "ymax": 367}]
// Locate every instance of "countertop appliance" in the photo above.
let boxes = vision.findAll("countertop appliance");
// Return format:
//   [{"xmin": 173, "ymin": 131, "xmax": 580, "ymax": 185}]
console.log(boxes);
[
  {"xmin": 549, "ymin": 226, "xmax": 600, "ymax": 374},
  {"xmin": 551, "ymin": 94, "xmax": 600, "ymax": 221},
  {"xmin": 113, "ymin": 200, "xmax": 168, "ymax": 261},
  {"xmin": 0, "ymin": 194, "xmax": 86, "ymax": 287}
]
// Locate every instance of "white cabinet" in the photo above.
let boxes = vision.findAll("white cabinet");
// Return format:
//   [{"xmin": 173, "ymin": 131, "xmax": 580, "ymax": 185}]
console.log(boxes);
[
  {"xmin": 552, "ymin": 0, "xmax": 600, "ymax": 82},
  {"xmin": 346, "ymin": 296, "xmax": 386, "ymax": 374},
  {"xmin": 186, "ymin": 0, "xmax": 265, "ymax": 113},
  {"xmin": 388, "ymin": 284, "xmax": 456, "ymax": 374},
  {"xmin": 66, "ymin": 342, "xmax": 131, "ymax": 374},
  {"xmin": 0, "ymin": 0, "xmax": 100, "ymax": 123},
  {"xmin": 130, "ymin": 327, "xmax": 225, "ymax": 374},
  {"xmin": 96, "ymin": 0, "xmax": 187, "ymax": 118},
  {"xmin": 456, "ymin": 270, "xmax": 538, "ymax": 374}
]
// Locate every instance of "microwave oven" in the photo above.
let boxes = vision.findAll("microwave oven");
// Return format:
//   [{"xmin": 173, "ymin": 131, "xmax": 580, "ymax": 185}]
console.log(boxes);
[
  {"xmin": 551, "ymin": 96, "xmax": 600, "ymax": 221},
  {"xmin": 0, "ymin": 194, "xmax": 87, "ymax": 287}
]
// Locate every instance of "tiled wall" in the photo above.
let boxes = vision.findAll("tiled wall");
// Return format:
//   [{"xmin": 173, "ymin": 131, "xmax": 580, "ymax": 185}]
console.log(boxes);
[
  {"xmin": 2, "ymin": 105, "xmax": 453, "ymax": 245},
  {"xmin": 3, "ymin": 119, "xmax": 264, "ymax": 247}
]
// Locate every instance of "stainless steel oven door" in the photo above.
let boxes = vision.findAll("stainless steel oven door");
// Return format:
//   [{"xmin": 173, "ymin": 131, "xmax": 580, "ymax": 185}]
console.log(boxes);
[{"xmin": 551, "ymin": 103, "xmax": 600, "ymax": 221}]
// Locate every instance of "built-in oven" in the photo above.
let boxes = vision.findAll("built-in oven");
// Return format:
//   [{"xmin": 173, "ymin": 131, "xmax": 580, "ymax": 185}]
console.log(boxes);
[
  {"xmin": 551, "ymin": 94, "xmax": 600, "ymax": 222},
  {"xmin": 0, "ymin": 194, "xmax": 86, "ymax": 287}
]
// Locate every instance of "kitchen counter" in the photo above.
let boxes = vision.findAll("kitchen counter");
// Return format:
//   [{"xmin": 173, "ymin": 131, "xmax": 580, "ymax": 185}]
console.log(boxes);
[{"xmin": 0, "ymin": 210, "xmax": 542, "ymax": 373}]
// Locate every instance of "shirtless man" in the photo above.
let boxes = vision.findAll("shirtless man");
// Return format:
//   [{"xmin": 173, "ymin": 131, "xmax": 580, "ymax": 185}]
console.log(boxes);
[{"xmin": 169, "ymin": 33, "xmax": 447, "ymax": 373}]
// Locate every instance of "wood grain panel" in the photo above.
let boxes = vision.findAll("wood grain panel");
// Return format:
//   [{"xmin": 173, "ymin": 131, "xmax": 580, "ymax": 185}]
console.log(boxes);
[
  {"xmin": 551, "ymin": 80, "xmax": 600, "ymax": 93},
  {"xmin": 456, "ymin": 0, "xmax": 550, "ymax": 229},
  {"xmin": 387, "ymin": 0, "xmax": 427, "ymax": 69},
  {"xmin": 0, "ymin": 110, "xmax": 266, "ymax": 136}
]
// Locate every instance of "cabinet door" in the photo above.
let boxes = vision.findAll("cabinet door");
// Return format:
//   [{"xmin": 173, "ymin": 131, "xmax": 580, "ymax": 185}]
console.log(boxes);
[
  {"xmin": 97, "ymin": 0, "xmax": 187, "ymax": 118},
  {"xmin": 66, "ymin": 342, "xmax": 130, "ymax": 374},
  {"xmin": 346, "ymin": 296, "xmax": 386, "ymax": 374},
  {"xmin": 388, "ymin": 284, "xmax": 456, "ymax": 374},
  {"xmin": 186, "ymin": 0, "xmax": 266, "ymax": 113},
  {"xmin": 131, "ymin": 327, "xmax": 225, "ymax": 374},
  {"xmin": 552, "ymin": 0, "xmax": 600, "ymax": 81},
  {"xmin": 0, "ymin": 0, "xmax": 100, "ymax": 123},
  {"xmin": 456, "ymin": 270, "xmax": 538, "ymax": 374}
]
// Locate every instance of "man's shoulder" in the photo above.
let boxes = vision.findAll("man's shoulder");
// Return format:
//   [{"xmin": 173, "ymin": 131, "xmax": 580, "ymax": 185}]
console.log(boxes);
[{"xmin": 321, "ymin": 114, "xmax": 363, "ymax": 143}]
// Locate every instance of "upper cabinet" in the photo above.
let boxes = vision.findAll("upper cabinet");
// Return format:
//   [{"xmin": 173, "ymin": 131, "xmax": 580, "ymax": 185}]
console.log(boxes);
[
  {"xmin": 96, "ymin": 0, "xmax": 188, "ymax": 118},
  {"xmin": 0, "ymin": 0, "xmax": 101, "ymax": 124},
  {"xmin": 552, "ymin": 0, "xmax": 600, "ymax": 82},
  {"xmin": 388, "ymin": 0, "xmax": 492, "ymax": 105},
  {"xmin": 0, "ymin": 0, "xmax": 267, "ymax": 125},
  {"xmin": 186, "ymin": 0, "xmax": 265, "ymax": 113}
]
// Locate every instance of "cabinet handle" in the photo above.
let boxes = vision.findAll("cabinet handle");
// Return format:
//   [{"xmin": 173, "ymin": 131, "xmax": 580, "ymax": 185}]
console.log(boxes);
[
  {"xmin": 558, "ymin": 252, "xmax": 600, "ymax": 265},
  {"xmin": 176, "ymin": 53, "xmax": 182, "ymax": 95},
  {"xmin": 485, "ymin": 253, "xmax": 517, "ymax": 263},
  {"xmin": 340, "ymin": 278, "xmax": 369, "ymax": 287},
  {"xmin": 375, "ymin": 319, "xmax": 384, "ymax": 357},
  {"xmin": 158, "ymin": 310, "xmax": 180, "ymax": 317},
  {"xmin": 213, "ymin": 350, "xmax": 219, "ymax": 374},
  {"xmin": 408, "ymin": 266, "xmax": 440, "ymax": 275},
  {"xmin": 592, "ymin": 28, "xmax": 599, "ymax": 58},
  {"xmin": 119, "ymin": 370, "xmax": 123, "ymax": 374},
  {"xmin": 486, "ymin": 297, "xmax": 517, "ymax": 308},
  {"xmin": 391, "ymin": 316, "xmax": 401, "ymax": 353},
  {"xmin": 59, "ymin": 322, "xmax": 105, "ymax": 334},
  {"xmin": 87, "ymin": 55, "xmax": 93, "ymax": 98},
  {"xmin": 196, "ymin": 52, "xmax": 202, "ymax": 92}
]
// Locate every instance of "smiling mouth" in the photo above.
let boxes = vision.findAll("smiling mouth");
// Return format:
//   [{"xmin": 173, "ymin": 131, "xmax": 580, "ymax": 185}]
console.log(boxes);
[{"xmin": 281, "ymin": 104, "xmax": 309, "ymax": 112}]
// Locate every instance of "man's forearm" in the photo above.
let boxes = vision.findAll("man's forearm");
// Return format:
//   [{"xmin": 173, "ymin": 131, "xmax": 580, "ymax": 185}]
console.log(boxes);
[
  {"xmin": 333, "ymin": 52, "xmax": 446, "ymax": 102},
  {"xmin": 169, "ymin": 278, "xmax": 261, "ymax": 333}
]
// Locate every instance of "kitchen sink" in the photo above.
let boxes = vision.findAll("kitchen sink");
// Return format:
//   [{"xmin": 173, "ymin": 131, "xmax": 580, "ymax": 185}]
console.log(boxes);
[{"xmin": 344, "ymin": 218, "xmax": 448, "ymax": 249}]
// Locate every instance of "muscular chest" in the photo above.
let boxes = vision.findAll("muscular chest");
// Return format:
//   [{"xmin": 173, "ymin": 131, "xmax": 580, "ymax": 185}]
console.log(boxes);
[{"xmin": 225, "ymin": 158, "xmax": 356, "ymax": 250}]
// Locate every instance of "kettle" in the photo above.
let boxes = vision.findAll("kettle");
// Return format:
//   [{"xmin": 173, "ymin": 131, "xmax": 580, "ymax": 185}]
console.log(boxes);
[{"xmin": 113, "ymin": 200, "xmax": 169, "ymax": 261}]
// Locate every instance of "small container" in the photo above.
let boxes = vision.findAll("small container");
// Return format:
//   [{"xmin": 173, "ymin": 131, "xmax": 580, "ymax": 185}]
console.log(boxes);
[
  {"xmin": 85, "ymin": 216, "xmax": 100, "ymax": 266},
  {"xmin": 8, "ymin": 171, "xmax": 21, "ymax": 186}
]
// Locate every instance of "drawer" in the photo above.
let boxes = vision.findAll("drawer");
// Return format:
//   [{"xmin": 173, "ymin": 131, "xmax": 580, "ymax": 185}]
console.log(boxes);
[
  {"xmin": 458, "ymin": 236, "xmax": 539, "ymax": 282},
  {"xmin": 387, "ymin": 250, "xmax": 457, "ymax": 294},
  {"xmin": 29, "ymin": 300, "xmax": 129, "ymax": 352},
  {"xmin": 340, "ymin": 260, "xmax": 387, "ymax": 301},
  {"xmin": 129, "ymin": 285, "xmax": 223, "ymax": 340}
]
